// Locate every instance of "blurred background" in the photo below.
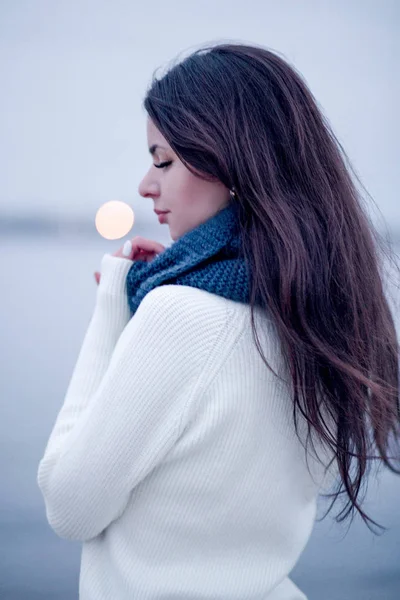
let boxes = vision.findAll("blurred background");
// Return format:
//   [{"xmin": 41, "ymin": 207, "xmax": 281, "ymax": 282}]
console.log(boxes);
[{"xmin": 1, "ymin": 1, "xmax": 399, "ymax": 599}]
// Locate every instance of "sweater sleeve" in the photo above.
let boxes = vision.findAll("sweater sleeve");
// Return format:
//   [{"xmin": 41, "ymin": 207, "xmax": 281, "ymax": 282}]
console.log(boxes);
[
  {"xmin": 59, "ymin": 253, "xmax": 134, "ymax": 407},
  {"xmin": 37, "ymin": 257, "xmax": 231, "ymax": 542}
]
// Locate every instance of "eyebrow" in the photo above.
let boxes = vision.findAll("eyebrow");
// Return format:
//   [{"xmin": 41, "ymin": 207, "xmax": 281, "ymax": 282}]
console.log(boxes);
[{"xmin": 149, "ymin": 144, "xmax": 167, "ymax": 155}]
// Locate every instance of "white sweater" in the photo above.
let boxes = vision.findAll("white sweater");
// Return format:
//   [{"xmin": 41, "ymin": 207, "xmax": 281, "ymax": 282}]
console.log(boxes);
[{"xmin": 37, "ymin": 252, "xmax": 335, "ymax": 600}]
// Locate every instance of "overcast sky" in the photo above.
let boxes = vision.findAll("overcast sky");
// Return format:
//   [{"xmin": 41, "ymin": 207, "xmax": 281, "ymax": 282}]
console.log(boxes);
[{"xmin": 0, "ymin": 0, "xmax": 399, "ymax": 230}]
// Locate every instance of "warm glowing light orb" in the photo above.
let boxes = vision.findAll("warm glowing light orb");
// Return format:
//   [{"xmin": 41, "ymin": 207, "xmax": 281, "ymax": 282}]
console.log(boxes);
[{"xmin": 95, "ymin": 200, "xmax": 135, "ymax": 240}]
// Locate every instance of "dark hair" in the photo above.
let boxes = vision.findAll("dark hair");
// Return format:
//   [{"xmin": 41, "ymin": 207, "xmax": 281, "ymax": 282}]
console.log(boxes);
[{"xmin": 143, "ymin": 41, "xmax": 400, "ymax": 532}]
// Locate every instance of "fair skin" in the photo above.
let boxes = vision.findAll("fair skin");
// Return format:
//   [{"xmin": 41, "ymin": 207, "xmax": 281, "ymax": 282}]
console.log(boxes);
[
  {"xmin": 138, "ymin": 117, "xmax": 231, "ymax": 241},
  {"xmin": 95, "ymin": 117, "xmax": 230, "ymax": 284}
]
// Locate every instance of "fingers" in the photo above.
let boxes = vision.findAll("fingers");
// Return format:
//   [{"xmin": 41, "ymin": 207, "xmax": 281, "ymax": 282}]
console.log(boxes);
[
  {"xmin": 103, "ymin": 237, "xmax": 167, "ymax": 279},
  {"xmin": 133, "ymin": 236, "xmax": 166, "ymax": 253},
  {"xmin": 130, "ymin": 237, "xmax": 166, "ymax": 258},
  {"xmin": 111, "ymin": 237, "xmax": 165, "ymax": 261}
]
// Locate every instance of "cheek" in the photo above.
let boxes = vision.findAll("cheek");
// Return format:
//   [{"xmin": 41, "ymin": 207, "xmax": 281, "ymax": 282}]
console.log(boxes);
[
  {"xmin": 166, "ymin": 172, "xmax": 199, "ymax": 209},
  {"xmin": 169, "ymin": 162, "xmax": 194, "ymax": 189},
  {"xmin": 173, "ymin": 168, "xmax": 197, "ymax": 195},
  {"xmin": 178, "ymin": 175, "xmax": 210, "ymax": 205}
]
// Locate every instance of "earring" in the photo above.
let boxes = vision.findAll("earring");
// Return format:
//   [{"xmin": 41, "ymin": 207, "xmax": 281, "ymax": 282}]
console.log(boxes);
[{"xmin": 230, "ymin": 187, "xmax": 237, "ymax": 200}]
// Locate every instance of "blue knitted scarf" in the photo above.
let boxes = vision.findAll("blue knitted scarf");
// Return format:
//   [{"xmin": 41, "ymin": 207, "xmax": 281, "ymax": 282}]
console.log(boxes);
[{"xmin": 125, "ymin": 201, "xmax": 252, "ymax": 317}]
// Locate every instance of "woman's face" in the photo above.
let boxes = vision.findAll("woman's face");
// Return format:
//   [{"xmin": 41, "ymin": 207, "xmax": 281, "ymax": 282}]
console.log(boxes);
[{"xmin": 138, "ymin": 117, "xmax": 230, "ymax": 241}]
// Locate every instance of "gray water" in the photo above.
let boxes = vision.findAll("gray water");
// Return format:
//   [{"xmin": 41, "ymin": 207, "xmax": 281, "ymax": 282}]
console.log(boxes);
[{"xmin": 1, "ymin": 236, "xmax": 399, "ymax": 600}]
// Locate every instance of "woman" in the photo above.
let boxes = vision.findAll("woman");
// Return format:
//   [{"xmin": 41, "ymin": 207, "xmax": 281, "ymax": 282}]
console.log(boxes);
[{"xmin": 37, "ymin": 42, "xmax": 400, "ymax": 599}]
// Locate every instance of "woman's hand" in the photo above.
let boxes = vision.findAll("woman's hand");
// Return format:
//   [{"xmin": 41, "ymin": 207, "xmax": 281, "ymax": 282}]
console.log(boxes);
[{"xmin": 94, "ymin": 236, "xmax": 166, "ymax": 285}]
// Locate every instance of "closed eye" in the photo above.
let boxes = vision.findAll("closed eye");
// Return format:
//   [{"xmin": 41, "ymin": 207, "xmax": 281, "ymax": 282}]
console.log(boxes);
[{"xmin": 154, "ymin": 161, "xmax": 172, "ymax": 169}]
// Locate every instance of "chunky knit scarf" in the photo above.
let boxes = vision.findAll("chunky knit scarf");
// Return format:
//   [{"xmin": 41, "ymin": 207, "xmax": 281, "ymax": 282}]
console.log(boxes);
[{"xmin": 125, "ymin": 201, "xmax": 252, "ymax": 317}]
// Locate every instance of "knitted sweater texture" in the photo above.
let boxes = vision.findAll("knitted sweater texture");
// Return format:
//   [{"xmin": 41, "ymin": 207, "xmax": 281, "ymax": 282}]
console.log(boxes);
[{"xmin": 37, "ymin": 250, "xmax": 335, "ymax": 599}]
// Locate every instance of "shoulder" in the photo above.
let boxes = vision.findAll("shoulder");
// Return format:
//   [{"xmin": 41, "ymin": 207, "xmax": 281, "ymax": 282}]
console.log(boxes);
[
  {"xmin": 127, "ymin": 284, "xmax": 246, "ymax": 362},
  {"xmin": 137, "ymin": 284, "xmax": 237, "ymax": 325}
]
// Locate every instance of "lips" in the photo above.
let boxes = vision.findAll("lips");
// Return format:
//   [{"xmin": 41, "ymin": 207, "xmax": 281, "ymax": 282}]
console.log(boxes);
[{"xmin": 154, "ymin": 209, "xmax": 170, "ymax": 215}]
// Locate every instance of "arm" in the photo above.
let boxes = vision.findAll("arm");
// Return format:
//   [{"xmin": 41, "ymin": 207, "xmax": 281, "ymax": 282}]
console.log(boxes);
[
  {"xmin": 37, "ymin": 253, "xmax": 133, "ymax": 467},
  {"xmin": 60, "ymin": 252, "xmax": 134, "ymax": 409},
  {"xmin": 37, "ymin": 274, "xmax": 231, "ymax": 542}
]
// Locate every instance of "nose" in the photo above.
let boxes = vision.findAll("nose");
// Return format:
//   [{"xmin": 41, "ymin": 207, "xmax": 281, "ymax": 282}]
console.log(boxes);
[{"xmin": 138, "ymin": 172, "xmax": 160, "ymax": 199}]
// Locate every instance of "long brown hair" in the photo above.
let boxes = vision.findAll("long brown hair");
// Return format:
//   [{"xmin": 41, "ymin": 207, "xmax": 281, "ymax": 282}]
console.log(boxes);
[{"xmin": 143, "ymin": 42, "xmax": 400, "ymax": 532}]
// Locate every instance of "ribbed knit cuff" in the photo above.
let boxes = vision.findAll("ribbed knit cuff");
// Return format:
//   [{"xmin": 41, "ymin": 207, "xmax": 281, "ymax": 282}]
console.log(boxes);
[{"xmin": 98, "ymin": 253, "xmax": 133, "ymax": 297}]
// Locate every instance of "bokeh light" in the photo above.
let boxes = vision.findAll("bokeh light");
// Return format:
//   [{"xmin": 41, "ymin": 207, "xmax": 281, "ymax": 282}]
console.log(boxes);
[{"xmin": 95, "ymin": 200, "xmax": 134, "ymax": 240}]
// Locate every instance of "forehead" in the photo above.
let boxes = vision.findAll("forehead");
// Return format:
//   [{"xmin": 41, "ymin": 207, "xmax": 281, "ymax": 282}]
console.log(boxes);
[{"xmin": 146, "ymin": 117, "xmax": 171, "ymax": 150}]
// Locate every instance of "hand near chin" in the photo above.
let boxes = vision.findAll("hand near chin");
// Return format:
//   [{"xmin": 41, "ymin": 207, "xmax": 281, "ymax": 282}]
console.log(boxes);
[{"xmin": 94, "ymin": 236, "xmax": 166, "ymax": 285}]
